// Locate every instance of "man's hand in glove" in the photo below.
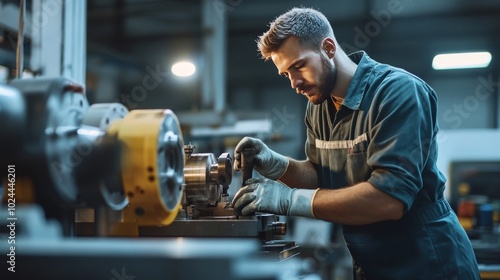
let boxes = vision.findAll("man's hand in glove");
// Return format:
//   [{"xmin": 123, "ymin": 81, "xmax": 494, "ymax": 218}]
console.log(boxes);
[
  {"xmin": 233, "ymin": 137, "xmax": 289, "ymax": 180},
  {"xmin": 232, "ymin": 178, "xmax": 318, "ymax": 218}
]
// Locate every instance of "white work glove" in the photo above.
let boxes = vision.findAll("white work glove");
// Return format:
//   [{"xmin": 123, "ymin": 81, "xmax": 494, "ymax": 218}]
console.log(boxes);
[
  {"xmin": 233, "ymin": 137, "xmax": 289, "ymax": 180},
  {"xmin": 232, "ymin": 178, "xmax": 317, "ymax": 217}
]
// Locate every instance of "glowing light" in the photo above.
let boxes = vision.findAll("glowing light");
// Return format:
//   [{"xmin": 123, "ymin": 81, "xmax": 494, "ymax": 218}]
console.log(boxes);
[
  {"xmin": 171, "ymin": 61, "xmax": 196, "ymax": 77},
  {"xmin": 432, "ymin": 52, "xmax": 492, "ymax": 70}
]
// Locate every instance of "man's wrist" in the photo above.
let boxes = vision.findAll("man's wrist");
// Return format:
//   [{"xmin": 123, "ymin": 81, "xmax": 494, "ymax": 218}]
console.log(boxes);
[{"xmin": 287, "ymin": 188, "xmax": 319, "ymax": 218}]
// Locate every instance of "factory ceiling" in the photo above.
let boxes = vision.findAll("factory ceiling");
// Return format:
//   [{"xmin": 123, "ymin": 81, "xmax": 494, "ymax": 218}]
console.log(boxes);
[
  {"xmin": 86, "ymin": 0, "xmax": 500, "ymax": 78},
  {"xmin": 86, "ymin": 0, "xmax": 500, "ymax": 51}
]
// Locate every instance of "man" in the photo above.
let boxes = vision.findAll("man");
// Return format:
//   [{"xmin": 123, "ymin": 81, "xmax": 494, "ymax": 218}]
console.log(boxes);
[{"xmin": 231, "ymin": 7, "xmax": 480, "ymax": 280}]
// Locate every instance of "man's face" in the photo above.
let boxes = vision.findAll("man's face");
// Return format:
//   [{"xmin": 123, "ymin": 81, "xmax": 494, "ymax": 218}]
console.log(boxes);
[{"xmin": 271, "ymin": 36, "xmax": 337, "ymax": 105}]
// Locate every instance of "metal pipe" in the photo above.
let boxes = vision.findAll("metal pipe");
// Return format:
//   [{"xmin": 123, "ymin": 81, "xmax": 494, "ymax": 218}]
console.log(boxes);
[{"xmin": 16, "ymin": 0, "xmax": 25, "ymax": 78}]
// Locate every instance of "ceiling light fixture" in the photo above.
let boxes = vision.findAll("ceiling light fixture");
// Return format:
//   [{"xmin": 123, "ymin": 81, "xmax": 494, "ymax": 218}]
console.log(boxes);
[
  {"xmin": 432, "ymin": 51, "xmax": 492, "ymax": 70},
  {"xmin": 171, "ymin": 61, "xmax": 196, "ymax": 77}
]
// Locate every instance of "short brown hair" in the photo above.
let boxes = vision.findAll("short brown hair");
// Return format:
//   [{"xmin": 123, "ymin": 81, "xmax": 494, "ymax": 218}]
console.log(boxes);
[{"xmin": 257, "ymin": 7, "xmax": 334, "ymax": 60}]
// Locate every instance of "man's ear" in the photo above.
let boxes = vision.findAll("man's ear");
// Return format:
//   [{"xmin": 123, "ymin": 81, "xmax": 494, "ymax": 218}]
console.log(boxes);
[{"xmin": 322, "ymin": 37, "xmax": 336, "ymax": 59}]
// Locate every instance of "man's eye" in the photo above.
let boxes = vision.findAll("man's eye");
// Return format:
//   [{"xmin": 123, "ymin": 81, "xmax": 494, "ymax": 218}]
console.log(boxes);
[{"xmin": 295, "ymin": 63, "xmax": 304, "ymax": 69}]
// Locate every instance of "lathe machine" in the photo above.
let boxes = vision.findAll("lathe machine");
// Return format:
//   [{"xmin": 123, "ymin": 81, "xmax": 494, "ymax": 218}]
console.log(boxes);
[{"xmin": 0, "ymin": 77, "xmax": 308, "ymax": 280}]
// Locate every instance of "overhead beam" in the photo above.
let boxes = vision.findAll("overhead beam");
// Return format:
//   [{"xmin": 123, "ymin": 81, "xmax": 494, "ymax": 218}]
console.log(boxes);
[{"xmin": 201, "ymin": 0, "xmax": 226, "ymax": 112}]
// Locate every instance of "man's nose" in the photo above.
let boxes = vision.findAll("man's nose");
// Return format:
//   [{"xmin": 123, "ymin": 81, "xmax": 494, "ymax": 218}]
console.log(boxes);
[{"xmin": 290, "ymin": 74, "xmax": 303, "ymax": 90}]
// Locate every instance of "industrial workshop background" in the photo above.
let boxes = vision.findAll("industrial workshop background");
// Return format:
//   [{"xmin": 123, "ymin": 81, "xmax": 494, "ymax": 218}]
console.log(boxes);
[{"xmin": 0, "ymin": 0, "xmax": 499, "ymax": 279}]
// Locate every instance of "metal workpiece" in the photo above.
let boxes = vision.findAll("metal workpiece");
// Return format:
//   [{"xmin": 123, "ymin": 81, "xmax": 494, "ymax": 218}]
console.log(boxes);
[
  {"xmin": 183, "ymin": 145, "xmax": 233, "ymax": 207},
  {"xmin": 107, "ymin": 109, "xmax": 184, "ymax": 226},
  {"xmin": 184, "ymin": 152, "xmax": 220, "ymax": 206}
]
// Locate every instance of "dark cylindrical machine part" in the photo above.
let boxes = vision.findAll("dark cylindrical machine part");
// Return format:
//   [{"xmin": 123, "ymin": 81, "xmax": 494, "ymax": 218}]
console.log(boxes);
[
  {"xmin": 240, "ymin": 148, "xmax": 256, "ymax": 186},
  {"xmin": 0, "ymin": 84, "xmax": 26, "ymax": 159}
]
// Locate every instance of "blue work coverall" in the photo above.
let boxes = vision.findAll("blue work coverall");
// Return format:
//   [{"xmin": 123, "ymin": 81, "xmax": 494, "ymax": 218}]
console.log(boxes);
[{"xmin": 305, "ymin": 51, "xmax": 480, "ymax": 279}]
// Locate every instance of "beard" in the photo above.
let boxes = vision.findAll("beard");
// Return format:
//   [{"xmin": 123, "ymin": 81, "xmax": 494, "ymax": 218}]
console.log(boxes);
[{"xmin": 313, "ymin": 55, "xmax": 337, "ymax": 105}]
